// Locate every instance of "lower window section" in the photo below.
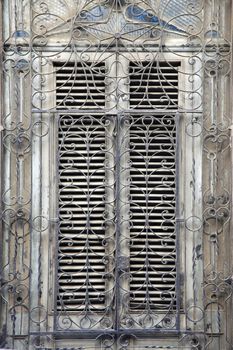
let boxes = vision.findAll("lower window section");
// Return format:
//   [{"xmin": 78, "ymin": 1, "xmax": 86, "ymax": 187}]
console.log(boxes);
[
  {"xmin": 57, "ymin": 114, "xmax": 109, "ymax": 313},
  {"xmin": 128, "ymin": 115, "xmax": 176, "ymax": 310},
  {"xmin": 56, "ymin": 113, "xmax": 177, "ymax": 330}
]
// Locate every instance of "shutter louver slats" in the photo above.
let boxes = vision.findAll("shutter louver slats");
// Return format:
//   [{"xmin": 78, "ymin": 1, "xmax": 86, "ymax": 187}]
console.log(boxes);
[
  {"xmin": 128, "ymin": 61, "xmax": 178, "ymax": 309},
  {"xmin": 55, "ymin": 62, "xmax": 106, "ymax": 109},
  {"xmin": 129, "ymin": 61, "xmax": 179, "ymax": 110},
  {"xmin": 56, "ymin": 62, "xmax": 108, "ymax": 311},
  {"xmin": 129, "ymin": 116, "xmax": 176, "ymax": 308},
  {"xmin": 58, "ymin": 117, "xmax": 107, "ymax": 310}
]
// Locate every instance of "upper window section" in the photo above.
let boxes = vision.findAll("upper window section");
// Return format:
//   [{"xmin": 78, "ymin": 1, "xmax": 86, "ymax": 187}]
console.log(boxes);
[
  {"xmin": 30, "ymin": 0, "xmax": 204, "ymax": 45},
  {"xmin": 3, "ymin": 0, "xmax": 230, "ymax": 46},
  {"xmin": 3, "ymin": 0, "xmax": 230, "ymax": 114}
]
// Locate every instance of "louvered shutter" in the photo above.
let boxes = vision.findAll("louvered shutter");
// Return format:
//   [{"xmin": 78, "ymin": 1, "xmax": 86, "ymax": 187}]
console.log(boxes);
[
  {"xmin": 129, "ymin": 61, "xmax": 179, "ymax": 110},
  {"xmin": 55, "ymin": 59, "xmax": 179, "ymax": 313},
  {"xmin": 56, "ymin": 61, "xmax": 106, "ymax": 109},
  {"xmin": 56, "ymin": 62, "xmax": 108, "ymax": 310},
  {"xmin": 128, "ymin": 62, "xmax": 179, "ymax": 308}
]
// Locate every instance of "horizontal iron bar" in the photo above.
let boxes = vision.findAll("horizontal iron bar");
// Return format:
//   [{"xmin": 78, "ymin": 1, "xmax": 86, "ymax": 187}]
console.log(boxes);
[
  {"xmin": 29, "ymin": 329, "xmax": 209, "ymax": 339},
  {"xmin": 32, "ymin": 109, "xmax": 202, "ymax": 114},
  {"xmin": 3, "ymin": 44, "xmax": 231, "ymax": 53},
  {"xmin": 8, "ymin": 331, "xmax": 224, "ymax": 338}
]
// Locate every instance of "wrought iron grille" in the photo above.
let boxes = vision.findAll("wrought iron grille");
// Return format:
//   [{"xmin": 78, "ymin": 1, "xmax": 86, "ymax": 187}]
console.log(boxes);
[
  {"xmin": 57, "ymin": 112, "xmax": 177, "ymax": 324},
  {"xmin": 56, "ymin": 59, "xmax": 178, "ymax": 330},
  {"xmin": 0, "ymin": 1, "xmax": 233, "ymax": 349}
]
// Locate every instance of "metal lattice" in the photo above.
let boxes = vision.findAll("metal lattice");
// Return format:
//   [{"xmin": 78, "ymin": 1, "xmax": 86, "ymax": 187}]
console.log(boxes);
[{"xmin": 0, "ymin": 0, "xmax": 233, "ymax": 349}]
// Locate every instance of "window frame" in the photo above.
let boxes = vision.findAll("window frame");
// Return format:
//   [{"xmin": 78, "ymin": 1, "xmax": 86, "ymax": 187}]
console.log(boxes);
[{"xmin": 30, "ymin": 50, "xmax": 204, "ymax": 336}]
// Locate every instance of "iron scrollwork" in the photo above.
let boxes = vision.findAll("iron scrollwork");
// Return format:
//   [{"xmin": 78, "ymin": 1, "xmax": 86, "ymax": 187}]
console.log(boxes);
[{"xmin": 0, "ymin": 0, "xmax": 232, "ymax": 349}]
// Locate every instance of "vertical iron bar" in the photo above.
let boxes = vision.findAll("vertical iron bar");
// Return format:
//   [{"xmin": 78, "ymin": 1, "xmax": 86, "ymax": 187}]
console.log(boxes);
[
  {"xmin": 53, "ymin": 113, "xmax": 61, "ymax": 332},
  {"xmin": 28, "ymin": 1, "xmax": 33, "ymax": 346},
  {"xmin": 0, "ymin": 0, "xmax": 3, "ymax": 262},
  {"xmin": 0, "ymin": 0, "xmax": 3, "ymax": 341},
  {"xmin": 114, "ymin": 112, "xmax": 121, "ymax": 335},
  {"xmin": 175, "ymin": 112, "xmax": 181, "ymax": 331}
]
